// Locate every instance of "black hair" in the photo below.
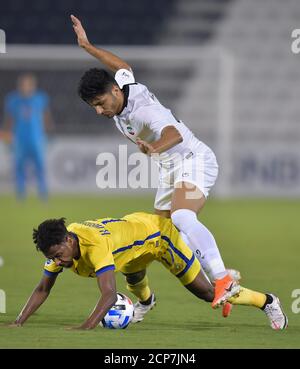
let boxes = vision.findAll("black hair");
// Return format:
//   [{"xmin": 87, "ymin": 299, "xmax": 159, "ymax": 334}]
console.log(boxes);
[
  {"xmin": 33, "ymin": 218, "xmax": 67, "ymax": 254},
  {"xmin": 78, "ymin": 68, "xmax": 117, "ymax": 104}
]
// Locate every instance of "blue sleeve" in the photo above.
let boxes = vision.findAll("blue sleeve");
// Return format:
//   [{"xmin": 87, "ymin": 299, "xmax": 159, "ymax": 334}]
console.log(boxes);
[
  {"xmin": 95, "ymin": 265, "xmax": 115, "ymax": 277},
  {"xmin": 44, "ymin": 269, "xmax": 63, "ymax": 277}
]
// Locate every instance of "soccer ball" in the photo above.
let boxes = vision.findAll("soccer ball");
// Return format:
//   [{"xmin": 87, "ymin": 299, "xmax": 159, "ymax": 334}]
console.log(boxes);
[{"xmin": 100, "ymin": 292, "xmax": 134, "ymax": 329}]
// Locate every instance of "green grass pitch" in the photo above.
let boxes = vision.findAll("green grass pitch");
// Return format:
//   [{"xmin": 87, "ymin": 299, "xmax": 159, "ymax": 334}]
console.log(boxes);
[{"xmin": 0, "ymin": 195, "xmax": 299, "ymax": 348}]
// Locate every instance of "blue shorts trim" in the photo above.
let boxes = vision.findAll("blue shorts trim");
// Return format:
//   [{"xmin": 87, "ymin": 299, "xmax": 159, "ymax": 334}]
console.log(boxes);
[
  {"xmin": 161, "ymin": 235, "xmax": 195, "ymax": 279},
  {"xmin": 176, "ymin": 253, "xmax": 196, "ymax": 279}
]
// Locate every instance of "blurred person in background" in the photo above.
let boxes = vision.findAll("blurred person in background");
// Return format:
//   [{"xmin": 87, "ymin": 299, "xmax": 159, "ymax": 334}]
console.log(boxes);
[{"xmin": 2, "ymin": 73, "xmax": 54, "ymax": 200}]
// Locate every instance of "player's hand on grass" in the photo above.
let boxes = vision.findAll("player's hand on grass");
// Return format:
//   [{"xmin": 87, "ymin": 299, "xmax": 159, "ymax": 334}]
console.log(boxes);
[
  {"xmin": 136, "ymin": 138, "xmax": 156, "ymax": 155},
  {"xmin": 9, "ymin": 323, "xmax": 22, "ymax": 328},
  {"xmin": 1, "ymin": 322, "xmax": 23, "ymax": 328},
  {"xmin": 71, "ymin": 14, "xmax": 90, "ymax": 48}
]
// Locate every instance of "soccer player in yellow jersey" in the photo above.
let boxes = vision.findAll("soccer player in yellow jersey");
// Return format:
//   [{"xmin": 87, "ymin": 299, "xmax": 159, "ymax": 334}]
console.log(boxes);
[{"xmin": 12, "ymin": 212, "xmax": 287, "ymax": 330}]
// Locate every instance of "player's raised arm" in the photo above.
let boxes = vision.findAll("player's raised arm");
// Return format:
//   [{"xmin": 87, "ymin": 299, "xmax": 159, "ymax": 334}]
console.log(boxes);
[
  {"xmin": 75, "ymin": 270, "xmax": 117, "ymax": 330},
  {"xmin": 12, "ymin": 274, "xmax": 58, "ymax": 327},
  {"xmin": 71, "ymin": 14, "xmax": 132, "ymax": 73}
]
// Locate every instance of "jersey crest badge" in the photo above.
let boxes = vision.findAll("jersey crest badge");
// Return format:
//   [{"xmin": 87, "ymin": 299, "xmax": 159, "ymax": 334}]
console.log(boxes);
[{"xmin": 126, "ymin": 125, "xmax": 135, "ymax": 135}]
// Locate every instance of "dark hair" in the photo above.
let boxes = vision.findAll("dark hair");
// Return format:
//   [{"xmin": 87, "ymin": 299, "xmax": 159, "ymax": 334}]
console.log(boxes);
[
  {"xmin": 78, "ymin": 68, "xmax": 117, "ymax": 104},
  {"xmin": 33, "ymin": 218, "xmax": 67, "ymax": 253}
]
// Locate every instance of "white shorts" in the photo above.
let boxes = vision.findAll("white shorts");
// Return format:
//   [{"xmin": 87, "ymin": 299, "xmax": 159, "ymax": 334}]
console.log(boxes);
[{"xmin": 154, "ymin": 148, "xmax": 219, "ymax": 210}]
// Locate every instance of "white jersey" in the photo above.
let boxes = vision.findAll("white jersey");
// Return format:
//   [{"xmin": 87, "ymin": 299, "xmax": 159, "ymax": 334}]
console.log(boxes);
[{"xmin": 113, "ymin": 69, "xmax": 209, "ymax": 163}]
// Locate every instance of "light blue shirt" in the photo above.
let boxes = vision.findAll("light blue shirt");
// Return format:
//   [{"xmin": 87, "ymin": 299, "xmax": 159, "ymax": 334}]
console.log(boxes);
[{"xmin": 5, "ymin": 91, "xmax": 49, "ymax": 146}]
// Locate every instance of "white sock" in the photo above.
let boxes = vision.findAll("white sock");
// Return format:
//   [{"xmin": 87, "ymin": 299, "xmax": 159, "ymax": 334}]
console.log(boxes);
[
  {"xmin": 180, "ymin": 230, "xmax": 212, "ymax": 284},
  {"xmin": 172, "ymin": 209, "xmax": 227, "ymax": 281}
]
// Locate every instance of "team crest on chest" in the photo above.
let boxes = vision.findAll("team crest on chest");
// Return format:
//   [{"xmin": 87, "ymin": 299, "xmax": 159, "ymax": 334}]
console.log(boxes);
[{"xmin": 126, "ymin": 125, "xmax": 135, "ymax": 135}]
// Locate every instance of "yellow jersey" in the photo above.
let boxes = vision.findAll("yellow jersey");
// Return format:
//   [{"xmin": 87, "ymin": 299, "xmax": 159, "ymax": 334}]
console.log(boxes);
[{"xmin": 44, "ymin": 212, "xmax": 200, "ymax": 285}]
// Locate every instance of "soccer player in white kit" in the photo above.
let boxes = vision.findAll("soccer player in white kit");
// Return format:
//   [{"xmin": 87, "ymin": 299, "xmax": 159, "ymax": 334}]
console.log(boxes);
[{"xmin": 71, "ymin": 15, "xmax": 240, "ymax": 311}]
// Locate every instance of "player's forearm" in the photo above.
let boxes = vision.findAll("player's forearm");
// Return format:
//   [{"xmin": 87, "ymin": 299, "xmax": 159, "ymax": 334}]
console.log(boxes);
[
  {"xmin": 15, "ymin": 289, "xmax": 49, "ymax": 325},
  {"xmin": 151, "ymin": 126, "xmax": 183, "ymax": 154},
  {"xmin": 82, "ymin": 43, "xmax": 131, "ymax": 73},
  {"xmin": 80, "ymin": 293, "xmax": 117, "ymax": 329}
]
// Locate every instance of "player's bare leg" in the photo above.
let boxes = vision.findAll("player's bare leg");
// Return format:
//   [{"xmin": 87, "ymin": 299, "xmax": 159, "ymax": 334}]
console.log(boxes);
[
  {"xmin": 184, "ymin": 270, "xmax": 214, "ymax": 302},
  {"xmin": 170, "ymin": 181, "xmax": 240, "ymax": 308}
]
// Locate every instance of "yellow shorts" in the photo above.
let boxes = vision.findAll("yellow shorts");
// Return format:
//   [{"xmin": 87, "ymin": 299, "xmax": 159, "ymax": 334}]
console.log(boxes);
[{"xmin": 120, "ymin": 215, "xmax": 200, "ymax": 286}]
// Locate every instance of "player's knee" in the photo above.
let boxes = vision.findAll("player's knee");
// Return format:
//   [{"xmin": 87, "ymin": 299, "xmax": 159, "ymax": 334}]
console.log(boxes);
[
  {"xmin": 171, "ymin": 209, "xmax": 197, "ymax": 232},
  {"xmin": 124, "ymin": 270, "xmax": 146, "ymax": 285}
]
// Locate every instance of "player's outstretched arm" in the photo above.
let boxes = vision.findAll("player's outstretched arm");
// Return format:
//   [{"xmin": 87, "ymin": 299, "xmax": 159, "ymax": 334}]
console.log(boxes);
[
  {"xmin": 71, "ymin": 14, "xmax": 132, "ymax": 73},
  {"xmin": 12, "ymin": 274, "xmax": 58, "ymax": 327},
  {"xmin": 74, "ymin": 270, "xmax": 117, "ymax": 330}
]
